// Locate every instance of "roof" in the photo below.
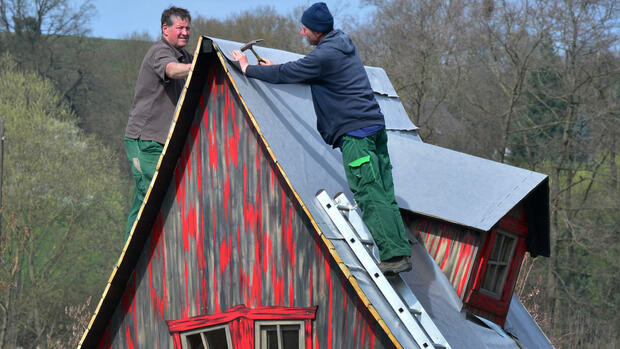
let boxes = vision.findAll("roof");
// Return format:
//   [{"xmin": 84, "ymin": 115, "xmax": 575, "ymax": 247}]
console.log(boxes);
[
  {"xmin": 214, "ymin": 37, "xmax": 549, "ymax": 257},
  {"xmin": 212, "ymin": 37, "xmax": 551, "ymax": 347},
  {"xmin": 80, "ymin": 36, "xmax": 551, "ymax": 348}
]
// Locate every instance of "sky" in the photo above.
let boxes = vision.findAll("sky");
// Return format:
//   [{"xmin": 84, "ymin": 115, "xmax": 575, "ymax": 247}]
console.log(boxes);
[{"xmin": 84, "ymin": 0, "xmax": 371, "ymax": 39}]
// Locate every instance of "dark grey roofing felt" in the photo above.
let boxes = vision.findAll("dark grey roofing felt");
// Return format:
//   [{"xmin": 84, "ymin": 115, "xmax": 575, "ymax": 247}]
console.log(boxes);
[
  {"xmin": 387, "ymin": 131, "xmax": 548, "ymax": 232},
  {"xmin": 210, "ymin": 37, "xmax": 551, "ymax": 348},
  {"xmin": 218, "ymin": 38, "xmax": 402, "ymax": 98},
  {"xmin": 213, "ymin": 37, "xmax": 547, "ymax": 234},
  {"xmin": 505, "ymin": 294, "xmax": 554, "ymax": 349}
]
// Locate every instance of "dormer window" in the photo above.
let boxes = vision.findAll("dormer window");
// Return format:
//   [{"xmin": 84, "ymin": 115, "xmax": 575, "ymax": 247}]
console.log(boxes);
[
  {"xmin": 407, "ymin": 203, "xmax": 531, "ymax": 326},
  {"xmin": 464, "ymin": 207, "xmax": 529, "ymax": 325},
  {"xmin": 479, "ymin": 229, "xmax": 518, "ymax": 299}
]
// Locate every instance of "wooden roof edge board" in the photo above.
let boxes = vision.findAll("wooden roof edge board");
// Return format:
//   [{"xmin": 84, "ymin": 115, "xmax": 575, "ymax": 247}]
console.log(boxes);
[
  {"xmin": 79, "ymin": 37, "xmax": 209, "ymax": 348},
  {"xmin": 210, "ymin": 38, "xmax": 405, "ymax": 348}
]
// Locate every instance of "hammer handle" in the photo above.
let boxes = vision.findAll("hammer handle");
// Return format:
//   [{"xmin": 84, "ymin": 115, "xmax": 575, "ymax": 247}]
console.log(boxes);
[{"xmin": 250, "ymin": 48, "xmax": 265, "ymax": 64}]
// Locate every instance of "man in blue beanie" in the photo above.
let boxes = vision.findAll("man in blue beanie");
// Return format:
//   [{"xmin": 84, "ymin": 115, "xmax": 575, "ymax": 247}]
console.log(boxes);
[{"xmin": 232, "ymin": 2, "xmax": 412, "ymax": 275}]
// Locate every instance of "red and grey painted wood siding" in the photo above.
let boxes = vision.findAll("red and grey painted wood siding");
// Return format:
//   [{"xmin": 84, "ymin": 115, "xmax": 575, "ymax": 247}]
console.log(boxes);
[
  {"xmin": 407, "ymin": 216, "xmax": 482, "ymax": 299},
  {"xmin": 97, "ymin": 57, "xmax": 392, "ymax": 349}
]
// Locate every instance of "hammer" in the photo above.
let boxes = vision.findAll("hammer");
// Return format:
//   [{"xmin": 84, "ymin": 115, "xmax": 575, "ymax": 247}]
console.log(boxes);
[{"xmin": 240, "ymin": 39, "xmax": 266, "ymax": 64}]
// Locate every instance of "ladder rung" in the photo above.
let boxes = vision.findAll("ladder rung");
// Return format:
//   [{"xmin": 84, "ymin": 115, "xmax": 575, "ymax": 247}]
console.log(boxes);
[{"xmin": 325, "ymin": 235, "xmax": 374, "ymax": 246}]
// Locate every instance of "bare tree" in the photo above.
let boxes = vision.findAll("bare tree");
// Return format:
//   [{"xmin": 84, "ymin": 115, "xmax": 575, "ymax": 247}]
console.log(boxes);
[
  {"xmin": 458, "ymin": 0, "xmax": 619, "ymax": 346},
  {"xmin": 355, "ymin": 0, "xmax": 618, "ymax": 346},
  {"xmin": 0, "ymin": 0, "xmax": 95, "ymax": 101},
  {"xmin": 538, "ymin": 1, "xmax": 618, "ymax": 346},
  {"xmin": 452, "ymin": 0, "xmax": 554, "ymax": 161},
  {"xmin": 353, "ymin": 0, "xmax": 468, "ymax": 145},
  {"xmin": 190, "ymin": 6, "xmax": 308, "ymax": 55}
]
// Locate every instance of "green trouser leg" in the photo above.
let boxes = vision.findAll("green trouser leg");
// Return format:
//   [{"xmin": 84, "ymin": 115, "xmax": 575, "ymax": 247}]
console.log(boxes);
[
  {"xmin": 124, "ymin": 137, "xmax": 164, "ymax": 241},
  {"xmin": 341, "ymin": 129, "xmax": 411, "ymax": 261}
]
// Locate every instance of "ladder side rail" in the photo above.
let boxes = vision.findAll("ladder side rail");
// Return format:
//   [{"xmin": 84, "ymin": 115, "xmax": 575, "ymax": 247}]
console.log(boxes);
[{"xmin": 316, "ymin": 190, "xmax": 440, "ymax": 349}]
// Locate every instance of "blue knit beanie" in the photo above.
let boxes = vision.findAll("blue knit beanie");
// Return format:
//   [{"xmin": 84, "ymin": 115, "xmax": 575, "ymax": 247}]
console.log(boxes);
[{"xmin": 301, "ymin": 2, "xmax": 333, "ymax": 33}]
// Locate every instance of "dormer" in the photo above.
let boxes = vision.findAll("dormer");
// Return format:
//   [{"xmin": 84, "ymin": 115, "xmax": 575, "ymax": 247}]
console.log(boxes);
[{"xmin": 403, "ymin": 187, "xmax": 550, "ymax": 326}]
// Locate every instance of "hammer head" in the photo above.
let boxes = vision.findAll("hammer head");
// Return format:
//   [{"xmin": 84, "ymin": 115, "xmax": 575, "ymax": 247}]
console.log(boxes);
[{"xmin": 240, "ymin": 39, "xmax": 263, "ymax": 52}]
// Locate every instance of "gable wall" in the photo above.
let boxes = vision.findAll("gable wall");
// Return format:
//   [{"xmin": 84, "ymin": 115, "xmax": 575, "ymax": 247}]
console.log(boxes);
[{"xmin": 96, "ymin": 56, "xmax": 393, "ymax": 349}]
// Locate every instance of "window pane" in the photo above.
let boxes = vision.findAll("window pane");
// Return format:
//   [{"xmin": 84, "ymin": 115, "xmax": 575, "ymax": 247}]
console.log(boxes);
[
  {"xmin": 482, "ymin": 264, "xmax": 497, "ymax": 291},
  {"xmin": 260, "ymin": 325, "xmax": 279, "ymax": 349},
  {"xmin": 499, "ymin": 235, "xmax": 516, "ymax": 263},
  {"xmin": 494, "ymin": 265, "xmax": 508, "ymax": 293},
  {"xmin": 205, "ymin": 328, "xmax": 229, "ymax": 349},
  {"xmin": 281, "ymin": 325, "xmax": 301, "ymax": 349},
  {"xmin": 481, "ymin": 230, "xmax": 518, "ymax": 297},
  {"xmin": 186, "ymin": 333, "xmax": 205, "ymax": 349},
  {"xmin": 490, "ymin": 235, "xmax": 503, "ymax": 260}
]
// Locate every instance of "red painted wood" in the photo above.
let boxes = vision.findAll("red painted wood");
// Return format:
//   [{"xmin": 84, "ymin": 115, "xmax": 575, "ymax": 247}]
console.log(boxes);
[
  {"xmin": 456, "ymin": 242, "xmax": 474, "ymax": 296},
  {"xmin": 464, "ymin": 208, "xmax": 530, "ymax": 325},
  {"xmin": 167, "ymin": 305, "xmax": 317, "ymax": 333},
  {"xmin": 411, "ymin": 216, "xmax": 482, "ymax": 298},
  {"xmin": 172, "ymin": 333, "xmax": 182, "ymax": 349},
  {"xmin": 229, "ymin": 318, "xmax": 253, "ymax": 348},
  {"xmin": 168, "ymin": 305, "xmax": 316, "ymax": 348},
  {"xmin": 497, "ymin": 216, "xmax": 528, "ymax": 236},
  {"xmin": 468, "ymin": 230, "xmax": 495, "ymax": 294},
  {"xmin": 96, "ymin": 328, "xmax": 112, "ymax": 349},
  {"xmin": 305, "ymin": 319, "xmax": 313, "ymax": 349}
]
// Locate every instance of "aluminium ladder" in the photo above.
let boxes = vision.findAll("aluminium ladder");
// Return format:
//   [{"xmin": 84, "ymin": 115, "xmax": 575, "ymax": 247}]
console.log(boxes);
[{"xmin": 316, "ymin": 189, "xmax": 450, "ymax": 349}]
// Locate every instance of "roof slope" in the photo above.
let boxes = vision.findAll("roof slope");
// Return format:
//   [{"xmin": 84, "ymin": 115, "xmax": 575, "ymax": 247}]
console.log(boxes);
[
  {"xmin": 214, "ymin": 38, "xmax": 549, "ymax": 257},
  {"xmin": 212, "ymin": 37, "xmax": 551, "ymax": 347},
  {"xmin": 388, "ymin": 132, "xmax": 548, "ymax": 234}
]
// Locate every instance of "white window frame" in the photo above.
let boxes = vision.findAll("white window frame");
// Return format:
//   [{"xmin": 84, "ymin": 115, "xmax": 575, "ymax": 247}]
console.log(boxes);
[
  {"xmin": 181, "ymin": 324, "xmax": 233, "ymax": 349},
  {"xmin": 254, "ymin": 320, "xmax": 304, "ymax": 349}
]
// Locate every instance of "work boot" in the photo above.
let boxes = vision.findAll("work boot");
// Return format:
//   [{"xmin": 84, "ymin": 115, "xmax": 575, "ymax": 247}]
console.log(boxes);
[{"xmin": 378, "ymin": 256, "xmax": 412, "ymax": 276}]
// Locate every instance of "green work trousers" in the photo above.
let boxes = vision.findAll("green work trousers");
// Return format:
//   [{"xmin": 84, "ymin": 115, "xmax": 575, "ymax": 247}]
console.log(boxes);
[
  {"xmin": 341, "ymin": 129, "xmax": 411, "ymax": 261},
  {"xmin": 124, "ymin": 137, "xmax": 164, "ymax": 241}
]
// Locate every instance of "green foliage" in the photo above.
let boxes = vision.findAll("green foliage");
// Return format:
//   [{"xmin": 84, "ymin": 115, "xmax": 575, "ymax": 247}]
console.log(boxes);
[{"xmin": 0, "ymin": 54, "xmax": 124, "ymax": 347}]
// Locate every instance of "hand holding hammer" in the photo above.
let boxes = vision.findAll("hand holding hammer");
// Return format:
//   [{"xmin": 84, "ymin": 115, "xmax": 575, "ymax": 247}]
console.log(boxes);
[{"xmin": 232, "ymin": 39, "xmax": 274, "ymax": 74}]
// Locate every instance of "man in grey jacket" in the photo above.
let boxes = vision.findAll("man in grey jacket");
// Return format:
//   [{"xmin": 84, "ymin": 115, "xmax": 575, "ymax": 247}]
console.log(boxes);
[{"xmin": 232, "ymin": 2, "xmax": 412, "ymax": 275}]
